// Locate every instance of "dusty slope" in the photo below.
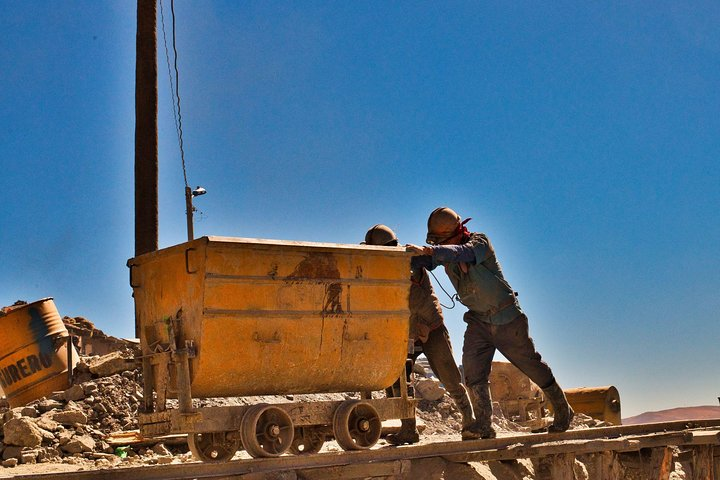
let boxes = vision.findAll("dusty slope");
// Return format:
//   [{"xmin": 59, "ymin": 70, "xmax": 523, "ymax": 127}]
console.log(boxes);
[{"xmin": 623, "ymin": 405, "xmax": 720, "ymax": 425}]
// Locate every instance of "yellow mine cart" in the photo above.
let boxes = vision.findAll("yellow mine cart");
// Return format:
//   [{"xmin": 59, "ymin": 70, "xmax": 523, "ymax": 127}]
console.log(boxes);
[{"xmin": 128, "ymin": 236, "xmax": 415, "ymax": 460}]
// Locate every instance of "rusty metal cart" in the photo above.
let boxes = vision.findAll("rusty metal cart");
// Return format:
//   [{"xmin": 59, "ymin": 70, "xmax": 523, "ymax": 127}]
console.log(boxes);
[{"xmin": 128, "ymin": 236, "xmax": 415, "ymax": 461}]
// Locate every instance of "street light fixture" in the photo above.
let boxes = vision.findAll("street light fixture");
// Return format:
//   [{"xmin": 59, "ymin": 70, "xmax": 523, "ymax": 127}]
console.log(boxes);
[{"xmin": 186, "ymin": 185, "xmax": 207, "ymax": 241}]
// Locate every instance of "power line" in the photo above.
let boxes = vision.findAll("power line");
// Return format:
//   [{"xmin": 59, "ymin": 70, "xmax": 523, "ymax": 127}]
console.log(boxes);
[{"xmin": 160, "ymin": 0, "xmax": 189, "ymax": 189}]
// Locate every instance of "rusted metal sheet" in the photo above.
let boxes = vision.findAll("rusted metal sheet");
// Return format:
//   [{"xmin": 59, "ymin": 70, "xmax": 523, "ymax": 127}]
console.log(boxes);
[
  {"xmin": 128, "ymin": 236, "xmax": 412, "ymax": 398},
  {"xmin": 0, "ymin": 298, "xmax": 79, "ymax": 407}
]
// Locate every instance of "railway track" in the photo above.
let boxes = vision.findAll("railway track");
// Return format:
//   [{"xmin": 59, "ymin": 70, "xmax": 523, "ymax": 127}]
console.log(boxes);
[{"xmin": 5, "ymin": 419, "xmax": 720, "ymax": 480}]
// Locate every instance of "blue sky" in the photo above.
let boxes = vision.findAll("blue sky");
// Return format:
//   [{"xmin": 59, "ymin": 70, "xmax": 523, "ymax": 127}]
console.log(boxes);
[{"xmin": 1, "ymin": 2, "xmax": 718, "ymax": 418}]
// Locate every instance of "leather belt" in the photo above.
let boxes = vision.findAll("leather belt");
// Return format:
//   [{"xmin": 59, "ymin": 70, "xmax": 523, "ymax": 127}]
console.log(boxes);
[{"xmin": 477, "ymin": 296, "xmax": 517, "ymax": 317}]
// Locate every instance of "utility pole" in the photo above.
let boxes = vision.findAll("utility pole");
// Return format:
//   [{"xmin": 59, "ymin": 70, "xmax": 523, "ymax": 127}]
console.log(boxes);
[
  {"xmin": 135, "ymin": 0, "xmax": 158, "ymax": 258},
  {"xmin": 134, "ymin": 0, "xmax": 158, "ymax": 340}
]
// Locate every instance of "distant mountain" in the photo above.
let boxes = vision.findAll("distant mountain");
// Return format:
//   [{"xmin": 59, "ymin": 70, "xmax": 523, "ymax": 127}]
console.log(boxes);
[{"xmin": 623, "ymin": 406, "xmax": 720, "ymax": 425}]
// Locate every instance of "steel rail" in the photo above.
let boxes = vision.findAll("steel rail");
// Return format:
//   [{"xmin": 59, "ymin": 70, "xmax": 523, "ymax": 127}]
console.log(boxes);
[{"xmin": 6, "ymin": 419, "xmax": 720, "ymax": 480}]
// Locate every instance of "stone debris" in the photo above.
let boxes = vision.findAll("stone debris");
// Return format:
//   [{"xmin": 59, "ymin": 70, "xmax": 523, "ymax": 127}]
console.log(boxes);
[
  {"xmin": 414, "ymin": 378, "xmax": 446, "ymax": 402},
  {"xmin": 52, "ymin": 408, "xmax": 88, "ymax": 426},
  {"xmin": 3, "ymin": 418, "xmax": 45, "ymax": 448},
  {"xmin": 62, "ymin": 385, "xmax": 85, "ymax": 402},
  {"xmin": 63, "ymin": 315, "xmax": 139, "ymax": 357},
  {"xmin": 0, "ymin": 336, "xmax": 148, "ymax": 468},
  {"xmin": 88, "ymin": 351, "xmax": 138, "ymax": 377},
  {"xmin": 61, "ymin": 434, "xmax": 96, "ymax": 454}
]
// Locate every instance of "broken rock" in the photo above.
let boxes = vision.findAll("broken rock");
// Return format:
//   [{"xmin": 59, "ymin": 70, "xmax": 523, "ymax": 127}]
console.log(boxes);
[
  {"xmin": 3, "ymin": 417, "xmax": 43, "ymax": 447},
  {"xmin": 36, "ymin": 399, "xmax": 63, "ymax": 413},
  {"xmin": 21, "ymin": 406, "xmax": 38, "ymax": 418},
  {"xmin": 415, "ymin": 378, "xmax": 446, "ymax": 402},
  {"xmin": 35, "ymin": 414, "xmax": 60, "ymax": 432},
  {"xmin": 20, "ymin": 448, "xmax": 39, "ymax": 464},
  {"xmin": 152, "ymin": 443, "xmax": 172, "ymax": 456},
  {"xmin": 52, "ymin": 409, "xmax": 88, "ymax": 426},
  {"xmin": 2, "ymin": 408, "xmax": 22, "ymax": 423},
  {"xmin": 83, "ymin": 382, "xmax": 98, "ymax": 395},
  {"xmin": 57, "ymin": 430, "xmax": 74, "ymax": 446},
  {"xmin": 61, "ymin": 434, "xmax": 96, "ymax": 454},
  {"xmin": 88, "ymin": 351, "xmax": 136, "ymax": 377},
  {"xmin": 63, "ymin": 384, "xmax": 86, "ymax": 402},
  {"xmin": 2, "ymin": 445, "xmax": 24, "ymax": 461}
]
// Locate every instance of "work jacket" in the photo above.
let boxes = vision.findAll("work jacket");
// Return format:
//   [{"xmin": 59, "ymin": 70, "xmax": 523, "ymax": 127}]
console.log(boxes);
[
  {"xmin": 440, "ymin": 233, "xmax": 523, "ymax": 325},
  {"xmin": 409, "ymin": 260, "xmax": 444, "ymax": 342}
]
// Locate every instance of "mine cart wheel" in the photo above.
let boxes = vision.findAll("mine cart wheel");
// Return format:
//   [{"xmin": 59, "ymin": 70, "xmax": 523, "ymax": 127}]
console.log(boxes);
[
  {"xmin": 333, "ymin": 400, "xmax": 382, "ymax": 450},
  {"xmin": 241, "ymin": 404, "xmax": 294, "ymax": 458},
  {"xmin": 289, "ymin": 427, "xmax": 325, "ymax": 455},
  {"xmin": 187, "ymin": 431, "xmax": 240, "ymax": 462}
]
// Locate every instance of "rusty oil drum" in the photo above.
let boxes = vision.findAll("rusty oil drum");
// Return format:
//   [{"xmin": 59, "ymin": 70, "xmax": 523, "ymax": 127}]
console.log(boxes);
[
  {"xmin": 0, "ymin": 298, "xmax": 78, "ymax": 407},
  {"xmin": 564, "ymin": 386, "xmax": 622, "ymax": 425}
]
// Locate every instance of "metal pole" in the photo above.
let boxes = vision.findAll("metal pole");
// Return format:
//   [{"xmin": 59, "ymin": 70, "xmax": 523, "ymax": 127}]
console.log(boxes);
[
  {"xmin": 185, "ymin": 186, "xmax": 194, "ymax": 241},
  {"xmin": 135, "ymin": 0, "xmax": 158, "ymax": 259}
]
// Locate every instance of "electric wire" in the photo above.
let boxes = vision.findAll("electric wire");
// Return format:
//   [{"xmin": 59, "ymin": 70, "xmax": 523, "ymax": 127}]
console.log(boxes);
[
  {"xmin": 171, "ymin": 0, "xmax": 189, "ymax": 189},
  {"xmin": 428, "ymin": 269, "xmax": 460, "ymax": 310},
  {"xmin": 159, "ymin": 0, "xmax": 181, "ymax": 170},
  {"xmin": 160, "ymin": 0, "xmax": 189, "ymax": 190}
]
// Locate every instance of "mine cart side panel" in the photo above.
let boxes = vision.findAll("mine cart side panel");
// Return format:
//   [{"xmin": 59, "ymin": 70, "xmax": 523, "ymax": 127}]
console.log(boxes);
[
  {"xmin": 131, "ymin": 237, "xmax": 411, "ymax": 398},
  {"xmin": 130, "ymin": 240, "xmax": 207, "ymax": 333},
  {"xmin": 192, "ymin": 238, "xmax": 410, "ymax": 397},
  {"xmin": 194, "ymin": 312, "xmax": 408, "ymax": 395},
  {"xmin": 129, "ymin": 238, "xmax": 207, "ymax": 391}
]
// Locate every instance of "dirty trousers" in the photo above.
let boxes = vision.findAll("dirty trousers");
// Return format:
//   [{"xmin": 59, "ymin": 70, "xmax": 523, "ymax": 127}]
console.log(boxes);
[
  {"xmin": 415, "ymin": 324, "xmax": 466, "ymax": 400},
  {"xmin": 462, "ymin": 314, "xmax": 555, "ymax": 390},
  {"xmin": 390, "ymin": 324, "xmax": 465, "ymax": 401}
]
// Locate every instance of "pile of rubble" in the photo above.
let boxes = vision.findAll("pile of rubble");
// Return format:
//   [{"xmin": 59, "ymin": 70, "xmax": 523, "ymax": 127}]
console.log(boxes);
[
  {"xmin": 0, "ymin": 350, "xmax": 158, "ymax": 469},
  {"xmin": 63, "ymin": 315, "xmax": 138, "ymax": 357}
]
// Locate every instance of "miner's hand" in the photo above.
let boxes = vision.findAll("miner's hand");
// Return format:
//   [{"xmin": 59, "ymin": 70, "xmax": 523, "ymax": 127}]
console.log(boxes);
[{"xmin": 405, "ymin": 244, "xmax": 431, "ymax": 255}]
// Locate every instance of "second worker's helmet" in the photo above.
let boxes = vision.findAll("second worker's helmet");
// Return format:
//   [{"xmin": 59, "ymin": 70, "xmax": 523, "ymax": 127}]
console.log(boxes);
[
  {"xmin": 363, "ymin": 224, "xmax": 399, "ymax": 246},
  {"xmin": 426, "ymin": 207, "xmax": 462, "ymax": 244}
]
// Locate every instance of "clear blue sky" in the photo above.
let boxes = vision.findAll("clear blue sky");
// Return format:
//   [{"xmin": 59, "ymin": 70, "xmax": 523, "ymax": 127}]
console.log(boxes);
[{"xmin": 1, "ymin": 2, "xmax": 718, "ymax": 418}]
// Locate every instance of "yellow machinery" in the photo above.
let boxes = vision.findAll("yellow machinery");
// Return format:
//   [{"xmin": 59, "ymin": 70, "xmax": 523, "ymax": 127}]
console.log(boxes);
[
  {"xmin": 489, "ymin": 362, "xmax": 545, "ymax": 429},
  {"xmin": 565, "ymin": 386, "xmax": 622, "ymax": 426},
  {"xmin": 129, "ymin": 236, "xmax": 415, "ymax": 460},
  {"xmin": 488, "ymin": 362, "xmax": 622, "ymax": 428}
]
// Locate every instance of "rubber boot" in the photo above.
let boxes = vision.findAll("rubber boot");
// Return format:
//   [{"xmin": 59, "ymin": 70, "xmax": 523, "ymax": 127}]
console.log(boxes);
[
  {"xmin": 451, "ymin": 385, "xmax": 475, "ymax": 431},
  {"xmin": 386, "ymin": 418, "xmax": 420, "ymax": 446},
  {"xmin": 462, "ymin": 384, "xmax": 496, "ymax": 440},
  {"xmin": 543, "ymin": 381, "xmax": 575, "ymax": 433}
]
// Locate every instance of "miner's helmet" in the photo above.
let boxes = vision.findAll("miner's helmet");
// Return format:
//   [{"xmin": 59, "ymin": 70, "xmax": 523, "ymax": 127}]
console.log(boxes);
[
  {"xmin": 426, "ymin": 207, "xmax": 462, "ymax": 244},
  {"xmin": 363, "ymin": 224, "xmax": 399, "ymax": 246}
]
